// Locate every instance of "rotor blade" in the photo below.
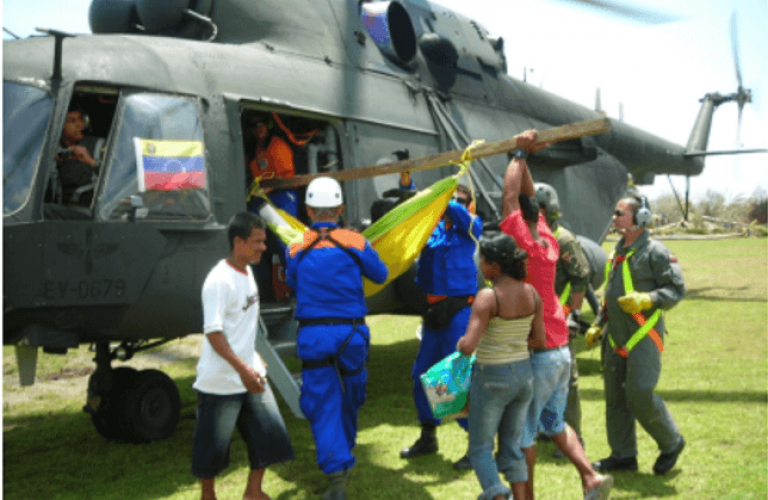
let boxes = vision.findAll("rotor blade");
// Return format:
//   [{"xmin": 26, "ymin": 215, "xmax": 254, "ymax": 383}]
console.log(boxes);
[
  {"xmin": 730, "ymin": 10, "xmax": 743, "ymax": 89},
  {"xmin": 735, "ymin": 103, "xmax": 743, "ymax": 149},
  {"xmin": 556, "ymin": 0, "xmax": 681, "ymax": 24}
]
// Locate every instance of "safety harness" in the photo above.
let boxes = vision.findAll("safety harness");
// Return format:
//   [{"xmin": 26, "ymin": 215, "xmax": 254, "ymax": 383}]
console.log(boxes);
[
  {"xmin": 559, "ymin": 282, "xmax": 572, "ymax": 316},
  {"xmin": 296, "ymin": 227, "xmax": 368, "ymax": 390},
  {"xmin": 552, "ymin": 227, "xmax": 573, "ymax": 316},
  {"xmin": 604, "ymin": 248, "xmax": 664, "ymax": 358}
]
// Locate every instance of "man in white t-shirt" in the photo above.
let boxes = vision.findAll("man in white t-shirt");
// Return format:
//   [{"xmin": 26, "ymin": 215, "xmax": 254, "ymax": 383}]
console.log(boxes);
[{"xmin": 191, "ymin": 212, "xmax": 294, "ymax": 500}]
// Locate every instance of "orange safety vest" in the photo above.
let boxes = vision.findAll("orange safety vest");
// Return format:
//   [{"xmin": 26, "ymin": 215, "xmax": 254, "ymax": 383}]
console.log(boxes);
[
  {"xmin": 249, "ymin": 136, "xmax": 295, "ymax": 181},
  {"xmin": 604, "ymin": 249, "xmax": 664, "ymax": 358}
]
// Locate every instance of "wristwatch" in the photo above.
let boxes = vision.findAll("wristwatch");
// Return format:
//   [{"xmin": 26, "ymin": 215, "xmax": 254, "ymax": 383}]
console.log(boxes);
[{"xmin": 512, "ymin": 148, "xmax": 528, "ymax": 159}]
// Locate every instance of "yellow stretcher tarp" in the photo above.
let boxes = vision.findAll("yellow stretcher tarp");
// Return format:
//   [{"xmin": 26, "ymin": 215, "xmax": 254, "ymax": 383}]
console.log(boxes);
[{"xmin": 257, "ymin": 167, "xmax": 467, "ymax": 297}]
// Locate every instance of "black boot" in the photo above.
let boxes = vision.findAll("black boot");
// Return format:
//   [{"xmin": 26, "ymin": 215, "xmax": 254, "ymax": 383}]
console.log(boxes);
[
  {"xmin": 322, "ymin": 468, "xmax": 350, "ymax": 500},
  {"xmin": 400, "ymin": 424, "xmax": 438, "ymax": 458}
]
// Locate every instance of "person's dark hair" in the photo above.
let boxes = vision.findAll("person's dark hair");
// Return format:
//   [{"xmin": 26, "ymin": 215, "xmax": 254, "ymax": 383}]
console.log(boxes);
[
  {"xmin": 480, "ymin": 231, "xmax": 528, "ymax": 280},
  {"xmin": 518, "ymin": 193, "xmax": 539, "ymax": 224},
  {"xmin": 227, "ymin": 212, "xmax": 266, "ymax": 250},
  {"xmin": 456, "ymin": 184, "xmax": 473, "ymax": 204}
]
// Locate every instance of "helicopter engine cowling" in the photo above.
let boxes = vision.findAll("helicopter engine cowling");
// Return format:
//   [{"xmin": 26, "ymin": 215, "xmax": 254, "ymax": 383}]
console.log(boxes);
[
  {"xmin": 89, "ymin": 0, "xmax": 140, "ymax": 34},
  {"xmin": 89, "ymin": 0, "xmax": 213, "ymax": 39},
  {"xmin": 136, "ymin": 0, "xmax": 191, "ymax": 33},
  {"xmin": 361, "ymin": 1, "xmax": 417, "ymax": 69}
]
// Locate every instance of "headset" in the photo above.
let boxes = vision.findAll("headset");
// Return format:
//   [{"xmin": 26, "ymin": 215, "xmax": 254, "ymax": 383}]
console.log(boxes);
[{"xmin": 633, "ymin": 195, "xmax": 653, "ymax": 228}]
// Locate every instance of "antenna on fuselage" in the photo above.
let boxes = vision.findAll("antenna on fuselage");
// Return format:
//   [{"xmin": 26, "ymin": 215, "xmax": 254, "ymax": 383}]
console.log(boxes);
[
  {"xmin": 3, "ymin": 27, "xmax": 21, "ymax": 39},
  {"xmin": 35, "ymin": 27, "xmax": 75, "ymax": 84}
]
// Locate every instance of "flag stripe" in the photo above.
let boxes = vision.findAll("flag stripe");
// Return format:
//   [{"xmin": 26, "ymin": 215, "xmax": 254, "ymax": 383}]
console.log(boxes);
[
  {"xmin": 142, "ymin": 155, "xmax": 205, "ymax": 173},
  {"xmin": 144, "ymin": 172, "xmax": 206, "ymax": 191},
  {"xmin": 140, "ymin": 140, "xmax": 204, "ymax": 157}
]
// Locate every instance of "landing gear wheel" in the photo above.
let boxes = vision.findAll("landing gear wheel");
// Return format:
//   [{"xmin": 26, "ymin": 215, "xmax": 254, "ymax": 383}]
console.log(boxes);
[
  {"xmin": 121, "ymin": 369, "xmax": 181, "ymax": 443},
  {"xmin": 90, "ymin": 367, "xmax": 138, "ymax": 441}
]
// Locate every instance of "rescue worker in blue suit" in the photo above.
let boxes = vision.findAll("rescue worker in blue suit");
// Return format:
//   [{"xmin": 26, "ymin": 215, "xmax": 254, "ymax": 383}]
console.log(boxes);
[
  {"xmin": 399, "ymin": 173, "xmax": 483, "ymax": 470},
  {"xmin": 286, "ymin": 176, "xmax": 388, "ymax": 500}
]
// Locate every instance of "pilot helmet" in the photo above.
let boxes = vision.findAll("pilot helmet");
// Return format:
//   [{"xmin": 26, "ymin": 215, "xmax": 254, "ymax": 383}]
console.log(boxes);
[
  {"xmin": 305, "ymin": 176, "xmax": 343, "ymax": 208},
  {"xmin": 534, "ymin": 183, "xmax": 560, "ymax": 221}
]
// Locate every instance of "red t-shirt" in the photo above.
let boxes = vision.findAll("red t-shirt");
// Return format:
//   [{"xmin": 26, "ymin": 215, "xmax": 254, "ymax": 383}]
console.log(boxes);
[{"xmin": 500, "ymin": 210, "xmax": 569, "ymax": 348}]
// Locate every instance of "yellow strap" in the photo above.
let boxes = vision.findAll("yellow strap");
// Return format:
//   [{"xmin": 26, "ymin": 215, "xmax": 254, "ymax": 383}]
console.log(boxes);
[
  {"xmin": 559, "ymin": 281, "xmax": 571, "ymax": 305},
  {"xmin": 247, "ymin": 176, "xmax": 263, "ymax": 201},
  {"xmin": 606, "ymin": 248, "xmax": 662, "ymax": 355},
  {"xmin": 449, "ymin": 140, "xmax": 484, "ymax": 252}
]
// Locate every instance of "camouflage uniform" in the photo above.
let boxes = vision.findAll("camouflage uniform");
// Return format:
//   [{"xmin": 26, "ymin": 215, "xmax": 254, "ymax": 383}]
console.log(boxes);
[
  {"xmin": 553, "ymin": 224, "xmax": 590, "ymax": 440},
  {"xmin": 595, "ymin": 231, "xmax": 685, "ymax": 459}
]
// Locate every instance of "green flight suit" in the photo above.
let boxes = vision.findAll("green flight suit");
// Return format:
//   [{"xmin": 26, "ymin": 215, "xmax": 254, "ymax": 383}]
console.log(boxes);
[
  {"xmin": 596, "ymin": 231, "xmax": 685, "ymax": 459},
  {"xmin": 553, "ymin": 225, "xmax": 590, "ymax": 439}
]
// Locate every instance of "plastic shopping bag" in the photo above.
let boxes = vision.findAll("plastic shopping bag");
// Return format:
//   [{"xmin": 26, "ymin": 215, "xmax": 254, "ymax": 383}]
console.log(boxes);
[{"xmin": 420, "ymin": 351, "xmax": 475, "ymax": 420}]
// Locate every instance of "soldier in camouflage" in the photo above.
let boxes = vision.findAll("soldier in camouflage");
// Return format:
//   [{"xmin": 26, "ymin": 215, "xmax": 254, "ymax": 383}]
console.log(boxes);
[{"xmin": 535, "ymin": 183, "xmax": 590, "ymax": 455}]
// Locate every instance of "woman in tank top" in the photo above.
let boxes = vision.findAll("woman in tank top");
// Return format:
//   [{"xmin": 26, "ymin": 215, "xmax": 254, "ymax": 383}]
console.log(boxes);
[{"xmin": 457, "ymin": 231, "xmax": 545, "ymax": 500}]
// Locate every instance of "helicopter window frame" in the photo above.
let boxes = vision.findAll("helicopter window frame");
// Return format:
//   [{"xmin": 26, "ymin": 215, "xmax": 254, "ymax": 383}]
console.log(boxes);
[
  {"xmin": 95, "ymin": 90, "xmax": 212, "ymax": 223},
  {"xmin": 3, "ymin": 81, "xmax": 55, "ymax": 217}
]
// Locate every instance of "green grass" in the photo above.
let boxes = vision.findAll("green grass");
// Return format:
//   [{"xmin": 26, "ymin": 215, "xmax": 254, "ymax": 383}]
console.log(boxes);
[{"xmin": 3, "ymin": 238, "xmax": 767, "ymax": 500}]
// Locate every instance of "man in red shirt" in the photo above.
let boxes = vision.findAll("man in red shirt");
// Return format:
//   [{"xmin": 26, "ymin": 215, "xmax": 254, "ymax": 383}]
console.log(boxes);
[{"xmin": 500, "ymin": 130, "xmax": 612, "ymax": 500}]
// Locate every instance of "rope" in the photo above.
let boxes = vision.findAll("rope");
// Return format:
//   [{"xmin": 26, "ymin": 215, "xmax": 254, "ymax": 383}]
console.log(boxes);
[
  {"xmin": 247, "ymin": 176, "xmax": 262, "ymax": 201},
  {"xmin": 450, "ymin": 140, "xmax": 485, "ymax": 252}
]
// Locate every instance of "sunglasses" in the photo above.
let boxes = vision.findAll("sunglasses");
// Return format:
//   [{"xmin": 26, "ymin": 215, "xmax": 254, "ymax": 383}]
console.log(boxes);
[{"xmin": 614, "ymin": 210, "xmax": 625, "ymax": 216}]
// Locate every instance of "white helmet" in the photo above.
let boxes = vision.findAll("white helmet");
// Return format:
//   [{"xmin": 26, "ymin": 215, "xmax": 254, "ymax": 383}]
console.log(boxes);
[{"xmin": 305, "ymin": 176, "xmax": 343, "ymax": 208}]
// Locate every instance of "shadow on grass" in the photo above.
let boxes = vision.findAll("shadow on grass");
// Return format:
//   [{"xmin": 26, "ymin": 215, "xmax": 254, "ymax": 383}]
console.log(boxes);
[
  {"xmin": 6, "ymin": 335, "xmax": 751, "ymax": 499},
  {"xmin": 685, "ymin": 285, "xmax": 766, "ymax": 302},
  {"xmin": 578, "ymin": 387, "xmax": 768, "ymax": 404}
]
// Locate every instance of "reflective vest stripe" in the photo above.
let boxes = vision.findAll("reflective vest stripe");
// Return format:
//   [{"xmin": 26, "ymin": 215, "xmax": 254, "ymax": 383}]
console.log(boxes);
[
  {"xmin": 605, "ymin": 248, "xmax": 664, "ymax": 358},
  {"xmin": 560, "ymin": 282, "xmax": 572, "ymax": 315},
  {"xmin": 553, "ymin": 227, "xmax": 571, "ymax": 315}
]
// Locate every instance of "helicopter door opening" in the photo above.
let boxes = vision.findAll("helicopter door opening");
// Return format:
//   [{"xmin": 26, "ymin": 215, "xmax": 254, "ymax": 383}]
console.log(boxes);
[
  {"xmin": 44, "ymin": 86, "xmax": 118, "ymax": 220},
  {"xmin": 239, "ymin": 106, "xmax": 341, "ymax": 302},
  {"xmin": 96, "ymin": 92, "xmax": 211, "ymax": 222}
]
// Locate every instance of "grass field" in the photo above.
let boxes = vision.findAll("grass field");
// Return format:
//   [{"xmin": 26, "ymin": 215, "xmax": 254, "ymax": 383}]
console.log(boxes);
[{"xmin": 3, "ymin": 238, "xmax": 766, "ymax": 500}]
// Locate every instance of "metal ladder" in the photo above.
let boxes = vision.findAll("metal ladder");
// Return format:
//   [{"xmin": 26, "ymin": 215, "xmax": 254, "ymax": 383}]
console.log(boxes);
[{"xmin": 256, "ymin": 302, "xmax": 304, "ymax": 419}]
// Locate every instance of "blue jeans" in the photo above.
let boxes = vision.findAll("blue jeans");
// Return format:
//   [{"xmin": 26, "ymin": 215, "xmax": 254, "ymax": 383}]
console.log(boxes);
[
  {"xmin": 521, "ymin": 346, "xmax": 571, "ymax": 448},
  {"xmin": 469, "ymin": 359, "xmax": 533, "ymax": 499},
  {"xmin": 191, "ymin": 385, "xmax": 295, "ymax": 478}
]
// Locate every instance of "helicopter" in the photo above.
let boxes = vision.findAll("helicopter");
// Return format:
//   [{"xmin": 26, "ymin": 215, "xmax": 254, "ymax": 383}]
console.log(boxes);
[{"xmin": 3, "ymin": 0, "xmax": 752, "ymax": 443}]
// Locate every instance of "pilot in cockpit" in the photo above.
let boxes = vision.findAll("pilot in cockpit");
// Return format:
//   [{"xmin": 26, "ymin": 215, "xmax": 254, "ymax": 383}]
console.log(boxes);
[{"xmin": 56, "ymin": 103, "xmax": 101, "ymax": 207}]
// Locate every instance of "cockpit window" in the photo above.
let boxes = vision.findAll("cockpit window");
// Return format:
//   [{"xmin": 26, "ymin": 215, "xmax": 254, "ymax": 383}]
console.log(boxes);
[
  {"xmin": 3, "ymin": 82, "xmax": 53, "ymax": 216},
  {"xmin": 97, "ymin": 93, "xmax": 210, "ymax": 221}
]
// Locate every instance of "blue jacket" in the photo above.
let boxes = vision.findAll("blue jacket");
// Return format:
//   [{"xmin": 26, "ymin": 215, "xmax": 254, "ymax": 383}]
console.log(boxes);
[
  {"xmin": 416, "ymin": 201, "xmax": 482, "ymax": 297},
  {"xmin": 287, "ymin": 222, "xmax": 388, "ymax": 319}
]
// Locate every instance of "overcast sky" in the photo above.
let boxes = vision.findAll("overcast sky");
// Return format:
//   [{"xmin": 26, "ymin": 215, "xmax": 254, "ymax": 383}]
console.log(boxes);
[{"xmin": 4, "ymin": 0, "xmax": 766, "ymax": 202}]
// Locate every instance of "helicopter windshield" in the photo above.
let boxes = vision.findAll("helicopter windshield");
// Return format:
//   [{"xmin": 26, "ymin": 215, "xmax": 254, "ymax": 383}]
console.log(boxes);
[
  {"xmin": 97, "ymin": 93, "xmax": 210, "ymax": 221},
  {"xmin": 3, "ymin": 82, "xmax": 54, "ymax": 216}
]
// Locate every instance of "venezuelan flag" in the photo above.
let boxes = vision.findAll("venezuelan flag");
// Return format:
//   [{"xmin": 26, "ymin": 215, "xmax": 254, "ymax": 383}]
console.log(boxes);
[{"xmin": 135, "ymin": 138, "xmax": 206, "ymax": 191}]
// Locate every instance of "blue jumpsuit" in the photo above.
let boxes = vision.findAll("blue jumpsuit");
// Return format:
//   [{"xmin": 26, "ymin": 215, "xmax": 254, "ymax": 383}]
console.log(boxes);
[
  {"xmin": 413, "ymin": 200, "xmax": 483, "ymax": 429},
  {"xmin": 287, "ymin": 222, "xmax": 388, "ymax": 474}
]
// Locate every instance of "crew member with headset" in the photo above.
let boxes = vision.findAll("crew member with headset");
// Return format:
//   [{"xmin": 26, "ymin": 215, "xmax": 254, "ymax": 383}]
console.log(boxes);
[
  {"xmin": 398, "ymin": 172, "xmax": 483, "ymax": 470},
  {"xmin": 586, "ymin": 194, "xmax": 687, "ymax": 475},
  {"xmin": 535, "ymin": 182, "xmax": 591, "ymax": 456},
  {"xmin": 56, "ymin": 103, "xmax": 102, "ymax": 207},
  {"xmin": 286, "ymin": 177, "xmax": 388, "ymax": 500}
]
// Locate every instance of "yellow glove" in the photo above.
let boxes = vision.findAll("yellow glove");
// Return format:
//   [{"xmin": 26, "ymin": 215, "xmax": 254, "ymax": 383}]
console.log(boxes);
[
  {"xmin": 584, "ymin": 325, "xmax": 602, "ymax": 350},
  {"xmin": 618, "ymin": 291, "xmax": 653, "ymax": 314}
]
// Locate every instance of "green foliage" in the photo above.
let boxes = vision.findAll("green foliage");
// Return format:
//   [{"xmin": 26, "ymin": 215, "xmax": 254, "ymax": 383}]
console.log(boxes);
[{"xmin": 3, "ymin": 239, "xmax": 767, "ymax": 500}]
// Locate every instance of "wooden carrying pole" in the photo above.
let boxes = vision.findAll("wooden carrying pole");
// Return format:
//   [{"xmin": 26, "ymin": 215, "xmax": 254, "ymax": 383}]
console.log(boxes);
[{"xmin": 260, "ymin": 117, "xmax": 611, "ymax": 189}]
